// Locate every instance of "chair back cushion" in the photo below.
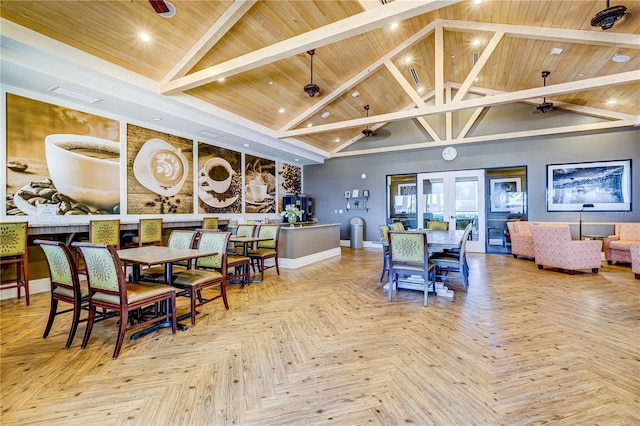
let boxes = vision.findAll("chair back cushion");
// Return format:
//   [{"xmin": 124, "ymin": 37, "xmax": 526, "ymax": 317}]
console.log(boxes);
[
  {"xmin": 512, "ymin": 221, "xmax": 532, "ymax": 236},
  {"xmin": 426, "ymin": 220, "xmax": 449, "ymax": 231},
  {"xmin": 139, "ymin": 218, "xmax": 162, "ymax": 245},
  {"xmin": 389, "ymin": 232, "xmax": 426, "ymax": 265},
  {"xmin": 90, "ymin": 220, "xmax": 120, "ymax": 247},
  {"xmin": 168, "ymin": 230, "xmax": 197, "ymax": 267},
  {"xmin": 459, "ymin": 223, "xmax": 474, "ymax": 255},
  {"xmin": 203, "ymin": 217, "xmax": 219, "ymax": 230},
  {"xmin": 257, "ymin": 225, "xmax": 280, "ymax": 249},
  {"xmin": 38, "ymin": 241, "xmax": 76, "ymax": 287},
  {"xmin": 236, "ymin": 224, "xmax": 256, "ymax": 238},
  {"xmin": 75, "ymin": 244, "xmax": 121, "ymax": 293},
  {"xmin": 196, "ymin": 231, "xmax": 230, "ymax": 269},
  {"xmin": 390, "ymin": 222, "xmax": 405, "ymax": 231},
  {"xmin": 619, "ymin": 223, "xmax": 640, "ymax": 241},
  {"xmin": 378, "ymin": 225, "xmax": 389, "ymax": 240},
  {"xmin": 0, "ymin": 222, "xmax": 28, "ymax": 257}
]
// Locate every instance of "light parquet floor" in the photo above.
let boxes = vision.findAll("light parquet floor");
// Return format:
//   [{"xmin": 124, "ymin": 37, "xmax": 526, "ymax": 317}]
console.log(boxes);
[{"xmin": 1, "ymin": 248, "xmax": 638, "ymax": 425}]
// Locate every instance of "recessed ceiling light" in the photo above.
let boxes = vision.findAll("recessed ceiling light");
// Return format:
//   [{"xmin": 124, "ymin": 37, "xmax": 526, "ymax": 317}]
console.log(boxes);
[
  {"xmin": 243, "ymin": 143, "xmax": 250, "ymax": 147},
  {"xmin": 307, "ymin": 123, "xmax": 313, "ymax": 127},
  {"xmin": 404, "ymin": 57, "xmax": 412, "ymax": 64},
  {"xmin": 472, "ymin": 39, "xmax": 481, "ymax": 46},
  {"xmin": 269, "ymin": 81, "xmax": 274, "ymax": 85},
  {"xmin": 550, "ymin": 48, "xmax": 563, "ymax": 55},
  {"xmin": 390, "ymin": 22, "xmax": 398, "ymax": 30},
  {"xmin": 577, "ymin": 72, "xmax": 585, "ymax": 77},
  {"xmin": 351, "ymin": 91, "xmax": 360, "ymax": 98},
  {"xmin": 612, "ymin": 54, "xmax": 630, "ymax": 63},
  {"xmin": 607, "ymin": 100, "xmax": 617, "ymax": 105},
  {"xmin": 47, "ymin": 86, "xmax": 103, "ymax": 104},
  {"xmin": 217, "ymin": 77, "xmax": 225, "ymax": 82},
  {"xmin": 417, "ymin": 87, "xmax": 424, "ymax": 93},
  {"xmin": 335, "ymin": 138, "xmax": 340, "ymax": 142},
  {"xmin": 278, "ymin": 107, "xmax": 285, "ymax": 113},
  {"xmin": 473, "ymin": 0, "xmax": 482, "ymax": 4},
  {"xmin": 321, "ymin": 112, "xmax": 330, "ymax": 118},
  {"xmin": 139, "ymin": 33, "xmax": 150, "ymax": 42},
  {"xmin": 450, "ymin": 55, "xmax": 455, "ymax": 59},
  {"xmin": 294, "ymin": 158, "xmax": 299, "ymax": 162}
]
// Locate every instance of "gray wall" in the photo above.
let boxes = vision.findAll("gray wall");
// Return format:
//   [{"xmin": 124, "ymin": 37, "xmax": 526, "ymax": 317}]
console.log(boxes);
[{"xmin": 304, "ymin": 128, "xmax": 640, "ymax": 241}]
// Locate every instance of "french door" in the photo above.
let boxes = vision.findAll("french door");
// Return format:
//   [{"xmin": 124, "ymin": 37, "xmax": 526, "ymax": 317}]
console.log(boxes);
[{"xmin": 416, "ymin": 169, "xmax": 485, "ymax": 253}]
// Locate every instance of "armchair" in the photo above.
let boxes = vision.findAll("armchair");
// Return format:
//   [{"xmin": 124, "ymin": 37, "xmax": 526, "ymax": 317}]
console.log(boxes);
[
  {"xmin": 506, "ymin": 221, "xmax": 534, "ymax": 259},
  {"xmin": 631, "ymin": 244, "xmax": 640, "ymax": 279},
  {"xmin": 531, "ymin": 225, "xmax": 602, "ymax": 274},
  {"xmin": 604, "ymin": 223, "xmax": 640, "ymax": 265}
]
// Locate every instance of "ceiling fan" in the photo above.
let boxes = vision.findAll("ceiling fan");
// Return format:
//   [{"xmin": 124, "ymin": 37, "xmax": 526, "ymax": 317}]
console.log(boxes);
[
  {"xmin": 148, "ymin": 0, "xmax": 176, "ymax": 18},
  {"xmin": 303, "ymin": 50, "xmax": 320, "ymax": 97},
  {"xmin": 591, "ymin": 0, "xmax": 627, "ymax": 30},
  {"xmin": 362, "ymin": 105, "xmax": 374, "ymax": 137},
  {"xmin": 536, "ymin": 71, "xmax": 553, "ymax": 114}
]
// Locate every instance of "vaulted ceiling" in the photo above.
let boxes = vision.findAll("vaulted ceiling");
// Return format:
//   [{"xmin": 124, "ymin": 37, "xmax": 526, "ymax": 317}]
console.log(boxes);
[{"xmin": 1, "ymin": 0, "xmax": 639, "ymax": 164}]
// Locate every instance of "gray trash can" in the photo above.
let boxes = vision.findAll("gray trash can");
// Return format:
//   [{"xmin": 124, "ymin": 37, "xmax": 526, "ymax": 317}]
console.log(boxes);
[{"xmin": 350, "ymin": 217, "xmax": 364, "ymax": 249}]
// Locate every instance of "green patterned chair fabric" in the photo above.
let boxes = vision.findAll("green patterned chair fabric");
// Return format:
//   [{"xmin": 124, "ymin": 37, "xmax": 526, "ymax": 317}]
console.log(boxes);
[
  {"xmin": 426, "ymin": 220, "xmax": 449, "ymax": 231},
  {"xmin": 202, "ymin": 217, "xmax": 219, "ymax": 230},
  {"xmin": 36, "ymin": 240, "xmax": 90, "ymax": 348},
  {"xmin": 228, "ymin": 224, "xmax": 256, "ymax": 254},
  {"xmin": 390, "ymin": 222, "xmax": 405, "ymax": 231},
  {"xmin": 0, "ymin": 221, "xmax": 30, "ymax": 305},
  {"xmin": 139, "ymin": 230, "xmax": 197, "ymax": 283},
  {"xmin": 387, "ymin": 231, "xmax": 435, "ymax": 307},
  {"xmin": 247, "ymin": 225, "xmax": 282, "ymax": 281},
  {"xmin": 377, "ymin": 225, "xmax": 390, "ymax": 282},
  {"xmin": 430, "ymin": 223, "xmax": 472, "ymax": 292},
  {"xmin": 73, "ymin": 242, "xmax": 177, "ymax": 359},
  {"xmin": 89, "ymin": 219, "xmax": 121, "ymax": 248},
  {"xmin": 172, "ymin": 230, "xmax": 230, "ymax": 326},
  {"xmin": 135, "ymin": 218, "xmax": 163, "ymax": 246}
]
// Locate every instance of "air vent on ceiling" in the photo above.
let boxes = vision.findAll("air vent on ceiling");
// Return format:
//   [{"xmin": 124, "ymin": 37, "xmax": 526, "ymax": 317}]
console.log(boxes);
[
  {"xmin": 472, "ymin": 52, "xmax": 479, "ymax": 65},
  {"xmin": 47, "ymin": 85, "xmax": 103, "ymax": 104},
  {"xmin": 409, "ymin": 67, "xmax": 420, "ymax": 85},
  {"xmin": 196, "ymin": 130, "xmax": 223, "ymax": 139}
]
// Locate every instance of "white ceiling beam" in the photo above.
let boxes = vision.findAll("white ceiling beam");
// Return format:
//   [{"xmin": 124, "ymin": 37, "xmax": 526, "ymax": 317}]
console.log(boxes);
[
  {"xmin": 161, "ymin": 0, "xmax": 257, "ymax": 84},
  {"xmin": 441, "ymin": 19, "xmax": 640, "ymax": 49},
  {"xmin": 160, "ymin": 0, "xmax": 461, "ymax": 94},
  {"xmin": 279, "ymin": 20, "xmax": 438, "ymax": 133},
  {"xmin": 452, "ymin": 31, "xmax": 504, "ymax": 103},
  {"xmin": 279, "ymin": 71, "xmax": 640, "ymax": 137},
  {"xmin": 434, "ymin": 23, "xmax": 444, "ymax": 106},
  {"xmin": 457, "ymin": 107, "xmax": 485, "ymax": 139},
  {"xmin": 331, "ymin": 119, "xmax": 637, "ymax": 158}
]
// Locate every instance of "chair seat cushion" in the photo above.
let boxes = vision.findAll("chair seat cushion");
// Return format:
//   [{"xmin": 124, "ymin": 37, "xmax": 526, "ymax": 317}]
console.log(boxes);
[
  {"xmin": 609, "ymin": 240, "xmax": 637, "ymax": 251},
  {"xmin": 247, "ymin": 248, "xmax": 276, "ymax": 258},
  {"xmin": 53, "ymin": 281, "xmax": 89, "ymax": 299},
  {"xmin": 92, "ymin": 283, "xmax": 174, "ymax": 305},
  {"xmin": 139, "ymin": 265, "xmax": 187, "ymax": 283},
  {"xmin": 227, "ymin": 255, "xmax": 250, "ymax": 266},
  {"xmin": 172, "ymin": 269, "xmax": 223, "ymax": 287}
]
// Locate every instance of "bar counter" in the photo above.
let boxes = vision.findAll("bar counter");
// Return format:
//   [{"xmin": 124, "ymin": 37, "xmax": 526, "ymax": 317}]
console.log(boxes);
[{"xmin": 278, "ymin": 223, "xmax": 341, "ymax": 269}]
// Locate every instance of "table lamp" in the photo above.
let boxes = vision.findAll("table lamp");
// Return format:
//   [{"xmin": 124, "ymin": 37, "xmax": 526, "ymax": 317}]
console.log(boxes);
[{"xmin": 579, "ymin": 203, "xmax": 594, "ymax": 240}]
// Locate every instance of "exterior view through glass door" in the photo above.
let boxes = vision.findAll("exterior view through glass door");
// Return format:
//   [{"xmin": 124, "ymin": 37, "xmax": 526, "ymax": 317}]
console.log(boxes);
[{"xmin": 417, "ymin": 170, "xmax": 485, "ymax": 252}]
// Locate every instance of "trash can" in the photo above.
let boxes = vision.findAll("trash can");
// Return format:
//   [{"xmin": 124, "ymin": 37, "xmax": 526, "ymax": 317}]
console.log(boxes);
[{"xmin": 350, "ymin": 217, "xmax": 364, "ymax": 249}]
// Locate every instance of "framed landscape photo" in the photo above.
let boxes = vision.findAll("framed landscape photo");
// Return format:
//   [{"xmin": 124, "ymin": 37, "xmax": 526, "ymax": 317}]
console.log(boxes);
[
  {"xmin": 546, "ymin": 159, "xmax": 631, "ymax": 211},
  {"xmin": 490, "ymin": 178, "xmax": 521, "ymax": 212}
]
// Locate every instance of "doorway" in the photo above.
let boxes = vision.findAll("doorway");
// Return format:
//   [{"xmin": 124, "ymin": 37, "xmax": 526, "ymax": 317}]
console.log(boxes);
[{"xmin": 417, "ymin": 170, "xmax": 486, "ymax": 253}]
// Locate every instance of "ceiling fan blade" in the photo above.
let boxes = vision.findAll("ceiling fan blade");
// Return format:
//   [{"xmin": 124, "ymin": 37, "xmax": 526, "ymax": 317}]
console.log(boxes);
[{"xmin": 149, "ymin": 0, "xmax": 170, "ymax": 14}]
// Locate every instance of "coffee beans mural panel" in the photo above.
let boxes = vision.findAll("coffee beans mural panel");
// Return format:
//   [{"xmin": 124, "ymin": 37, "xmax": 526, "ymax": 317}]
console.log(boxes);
[
  {"xmin": 245, "ymin": 154, "xmax": 276, "ymax": 214},
  {"xmin": 197, "ymin": 142, "xmax": 242, "ymax": 214},
  {"xmin": 127, "ymin": 124, "xmax": 193, "ymax": 214},
  {"xmin": 5, "ymin": 93, "xmax": 121, "ymax": 216},
  {"xmin": 277, "ymin": 163, "xmax": 302, "ymax": 212}
]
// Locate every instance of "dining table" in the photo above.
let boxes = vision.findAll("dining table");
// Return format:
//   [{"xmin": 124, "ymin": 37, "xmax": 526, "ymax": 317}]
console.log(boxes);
[
  {"xmin": 228, "ymin": 235, "xmax": 270, "ymax": 284},
  {"xmin": 117, "ymin": 245, "xmax": 218, "ymax": 338}
]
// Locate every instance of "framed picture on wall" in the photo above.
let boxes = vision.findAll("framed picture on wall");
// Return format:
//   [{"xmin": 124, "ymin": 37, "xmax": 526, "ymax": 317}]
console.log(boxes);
[
  {"xmin": 344, "ymin": 191, "xmax": 351, "ymax": 198},
  {"xmin": 546, "ymin": 159, "xmax": 631, "ymax": 211},
  {"xmin": 490, "ymin": 178, "xmax": 521, "ymax": 212}
]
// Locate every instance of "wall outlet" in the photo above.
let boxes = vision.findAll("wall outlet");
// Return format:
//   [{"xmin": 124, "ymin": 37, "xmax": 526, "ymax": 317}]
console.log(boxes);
[
  {"xmin": 334, "ymin": 209, "xmax": 338, "ymax": 214},
  {"xmin": 338, "ymin": 209, "xmax": 343, "ymax": 214}
]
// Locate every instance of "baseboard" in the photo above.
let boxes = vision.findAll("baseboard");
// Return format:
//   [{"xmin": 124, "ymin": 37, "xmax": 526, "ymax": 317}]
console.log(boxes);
[
  {"xmin": 1, "ymin": 277, "xmax": 50, "ymax": 301},
  {"xmin": 279, "ymin": 247, "xmax": 341, "ymax": 269}
]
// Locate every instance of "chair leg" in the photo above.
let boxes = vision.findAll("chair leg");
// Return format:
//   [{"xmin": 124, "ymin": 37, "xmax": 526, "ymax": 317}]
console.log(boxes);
[
  {"xmin": 221, "ymin": 282, "xmax": 229, "ymax": 310},
  {"xmin": 65, "ymin": 299, "xmax": 83, "ymax": 349},
  {"xmin": 113, "ymin": 308, "xmax": 128, "ymax": 359},
  {"xmin": 274, "ymin": 256, "xmax": 280, "ymax": 275},
  {"xmin": 43, "ymin": 299, "xmax": 58, "ymax": 339},
  {"xmin": 190, "ymin": 289, "xmax": 197, "ymax": 326},
  {"xmin": 81, "ymin": 305, "xmax": 97, "ymax": 349},
  {"xmin": 169, "ymin": 294, "xmax": 177, "ymax": 334}
]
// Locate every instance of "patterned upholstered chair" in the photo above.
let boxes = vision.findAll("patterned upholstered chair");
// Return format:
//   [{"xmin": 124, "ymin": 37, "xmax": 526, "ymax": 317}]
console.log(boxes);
[
  {"xmin": 139, "ymin": 230, "xmax": 197, "ymax": 283},
  {"xmin": 172, "ymin": 231, "xmax": 230, "ymax": 326},
  {"xmin": 77, "ymin": 219, "xmax": 121, "ymax": 273},
  {"xmin": 387, "ymin": 231, "xmax": 436, "ymax": 307},
  {"xmin": 73, "ymin": 242, "xmax": 176, "ymax": 359},
  {"xmin": 377, "ymin": 225, "xmax": 390, "ymax": 282},
  {"xmin": 389, "ymin": 222, "xmax": 405, "ymax": 231},
  {"xmin": 430, "ymin": 223, "xmax": 473, "ymax": 292},
  {"xmin": 126, "ymin": 218, "xmax": 163, "ymax": 247},
  {"xmin": 247, "ymin": 225, "xmax": 282, "ymax": 281},
  {"xmin": 426, "ymin": 220, "xmax": 449, "ymax": 231},
  {"xmin": 0, "ymin": 221, "xmax": 29, "ymax": 305},
  {"xmin": 506, "ymin": 221, "xmax": 535, "ymax": 259},
  {"xmin": 228, "ymin": 224, "xmax": 256, "ymax": 255},
  {"xmin": 531, "ymin": 225, "xmax": 602, "ymax": 274},
  {"xmin": 630, "ymin": 244, "xmax": 640, "ymax": 279},
  {"xmin": 604, "ymin": 223, "xmax": 640, "ymax": 265},
  {"xmin": 202, "ymin": 217, "xmax": 219, "ymax": 230}
]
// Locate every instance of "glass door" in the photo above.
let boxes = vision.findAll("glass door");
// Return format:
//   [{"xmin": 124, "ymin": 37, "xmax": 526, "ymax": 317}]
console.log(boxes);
[{"xmin": 417, "ymin": 169, "xmax": 485, "ymax": 252}]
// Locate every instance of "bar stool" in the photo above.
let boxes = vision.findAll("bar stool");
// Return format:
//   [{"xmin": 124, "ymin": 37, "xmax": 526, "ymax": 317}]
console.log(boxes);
[{"xmin": 0, "ymin": 221, "xmax": 30, "ymax": 305}]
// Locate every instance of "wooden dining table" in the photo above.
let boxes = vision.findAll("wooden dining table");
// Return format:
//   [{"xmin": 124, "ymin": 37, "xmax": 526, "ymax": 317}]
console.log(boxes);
[{"xmin": 117, "ymin": 245, "xmax": 218, "ymax": 337}]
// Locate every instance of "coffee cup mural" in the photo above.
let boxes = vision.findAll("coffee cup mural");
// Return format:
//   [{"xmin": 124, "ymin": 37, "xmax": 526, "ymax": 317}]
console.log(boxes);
[
  {"xmin": 246, "ymin": 176, "xmax": 268, "ymax": 201},
  {"xmin": 45, "ymin": 134, "xmax": 120, "ymax": 210},
  {"xmin": 202, "ymin": 157, "xmax": 234, "ymax": 193},
  {"xmin": 133, "ymin": 138, "xmax": 189, "ymax": 196}
]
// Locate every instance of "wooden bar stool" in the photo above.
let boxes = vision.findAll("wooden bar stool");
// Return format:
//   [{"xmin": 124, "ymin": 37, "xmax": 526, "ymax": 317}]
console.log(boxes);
[{"xmin": 0, "ymin": 221, "xmax": 30, "ymax": 305}]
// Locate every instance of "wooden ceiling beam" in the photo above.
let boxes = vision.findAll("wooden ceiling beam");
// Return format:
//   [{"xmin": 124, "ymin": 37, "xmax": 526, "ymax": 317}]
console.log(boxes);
[
  {"xmin": 279, "ymin": 71, "xmax": 639, "ymax": 137},
  {"xmin": 452, "ymin": 31, "xmax": 504, "ymax": 103},
  {"xmin": 161, "ymin": 0, "xmax": 257, "ymax": 84},
  {"xmin": 160, "ymin": 0, "xmax": 461, "ymax": 94}
]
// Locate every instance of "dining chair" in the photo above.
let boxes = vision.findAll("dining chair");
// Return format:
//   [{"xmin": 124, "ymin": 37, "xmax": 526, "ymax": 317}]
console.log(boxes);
[
  {"xmin": 430, "ymin": 223, "xmax": 473, "ymax": 292},
  {"xmin": 377, "ymin": 225, "xmax": 390, "ymax": 282},
  {"xmin": 172, "ymin": 230, "xmax": 231, "ymax": 326},
  {"xmin": 426, "ymin": 220, "xmax": 449, "ymax": 231},
  {"xmin": 126, "ymin": 218, "xmax": 163, "ymax": 247},
  {"xmin": 228, "ymin": 224, "xmax": 256, "ymax": 255},
  {"xmin": 76, "ymin": 219, "xmax": 121, "ymax": 274},
  {"xmin": 0, "ymin": 221, "xmax": 30, "ymax": 305},
  {"xmin": 139, "ymin": 230, "xmax": 198, "ymax": 283},
  {"xmin": 389, "ymin": 222, "xmax": 405, "ymax": 231},
  {"xmin": 73, "ymin": 242, "xmax": 177, "ymax": 359},
  {"xmin": 387, "ymin": 231, "xmax": 435, "ymax": 307},
  {"xmin": 247, "ymin": 225, "xmax": 282, "ymax": 281},
  {"xmin": 202, "ymin": 217, "xmax": 219, "ymax": 230}
]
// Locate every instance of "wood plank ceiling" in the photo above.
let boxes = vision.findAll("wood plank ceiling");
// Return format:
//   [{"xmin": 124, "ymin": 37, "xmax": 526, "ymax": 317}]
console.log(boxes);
[{"xmin": 1, "ymin": 0, "xmax": 639, "ymax": 159}]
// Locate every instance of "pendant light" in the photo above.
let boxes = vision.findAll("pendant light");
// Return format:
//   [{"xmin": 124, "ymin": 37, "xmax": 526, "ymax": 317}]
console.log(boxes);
[
  {"xmin": 362, "ymin": 105, "xmax": 373, "ymax": 137},
  {"xmin": 303, "ymin": 50, "xmax": 320, "ymax": 97}
]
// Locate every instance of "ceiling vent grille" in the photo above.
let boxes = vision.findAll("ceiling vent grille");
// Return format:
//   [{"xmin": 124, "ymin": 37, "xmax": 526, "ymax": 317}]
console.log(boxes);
[
  {"xmin": 472, "ymin": 52, "xmax": 479, "ymax": 65},
  {"xmin": 409, "ymin": 67, "xmax": 420, "ymax": 85}
]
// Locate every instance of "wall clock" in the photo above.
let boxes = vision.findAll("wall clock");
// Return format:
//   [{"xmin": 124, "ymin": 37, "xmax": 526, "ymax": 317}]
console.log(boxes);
[{"xmin": 442, "ymin": 146, "xmax": 457, "ymax": 161}]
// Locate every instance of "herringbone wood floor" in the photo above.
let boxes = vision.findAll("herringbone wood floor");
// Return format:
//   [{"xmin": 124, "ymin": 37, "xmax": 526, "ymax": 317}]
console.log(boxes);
[{"xmin": 1, "ymin": 248, "xmax": 638, "ymax": 425}]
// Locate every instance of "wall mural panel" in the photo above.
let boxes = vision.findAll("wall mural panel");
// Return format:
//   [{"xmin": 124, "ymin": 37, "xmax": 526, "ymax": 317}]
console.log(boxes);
[
  {"xmin": 197, "ymin": 142, "xmax": 242, "ymax": 214},
  {"xmin": 5, "ymin": 93, "xmax": 120, "ymax": 216},
  {"xmin": 245, "ymin": 154, "xmax": 276, "ymax": 214},
  {"xmin": 277, "ymin": 163, "xmax": 302, "ymax": 212},
  {"xmin": 126, "ymin": 124, "xmax": 193, "ymax": 214}
]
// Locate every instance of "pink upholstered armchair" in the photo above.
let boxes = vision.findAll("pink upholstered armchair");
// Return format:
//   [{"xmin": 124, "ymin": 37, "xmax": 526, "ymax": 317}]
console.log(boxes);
[
  {"xmin": 631, "ymin": 244, "xmax": 640, "ymax": 280},
  {"xmin": 531, "ymin": 225, "xmax": 602, "ymax": 274},
  {"xmin": 604, "ymin": 223, "xmax": 640, "ymax": 265},
  {"xmin": 507, "ymin": 221, "xmax": 534, "ymax": 259}
]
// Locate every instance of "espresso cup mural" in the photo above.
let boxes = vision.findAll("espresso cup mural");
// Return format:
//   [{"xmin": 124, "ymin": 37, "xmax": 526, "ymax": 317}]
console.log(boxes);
[
  {"xmin": 5, "ymin": 94, "xmax": 121, "ymax": 216},
  {"xmin": 197, "ymin": 143, "xmax": 242, "ymax": 214},
  {"xmin": 127, "ymin": 125, "xmax": 193, "ymax": 215},
  {"xmin": 245, "ymin": 154, "xmax": 276, "ymax": 214}
]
